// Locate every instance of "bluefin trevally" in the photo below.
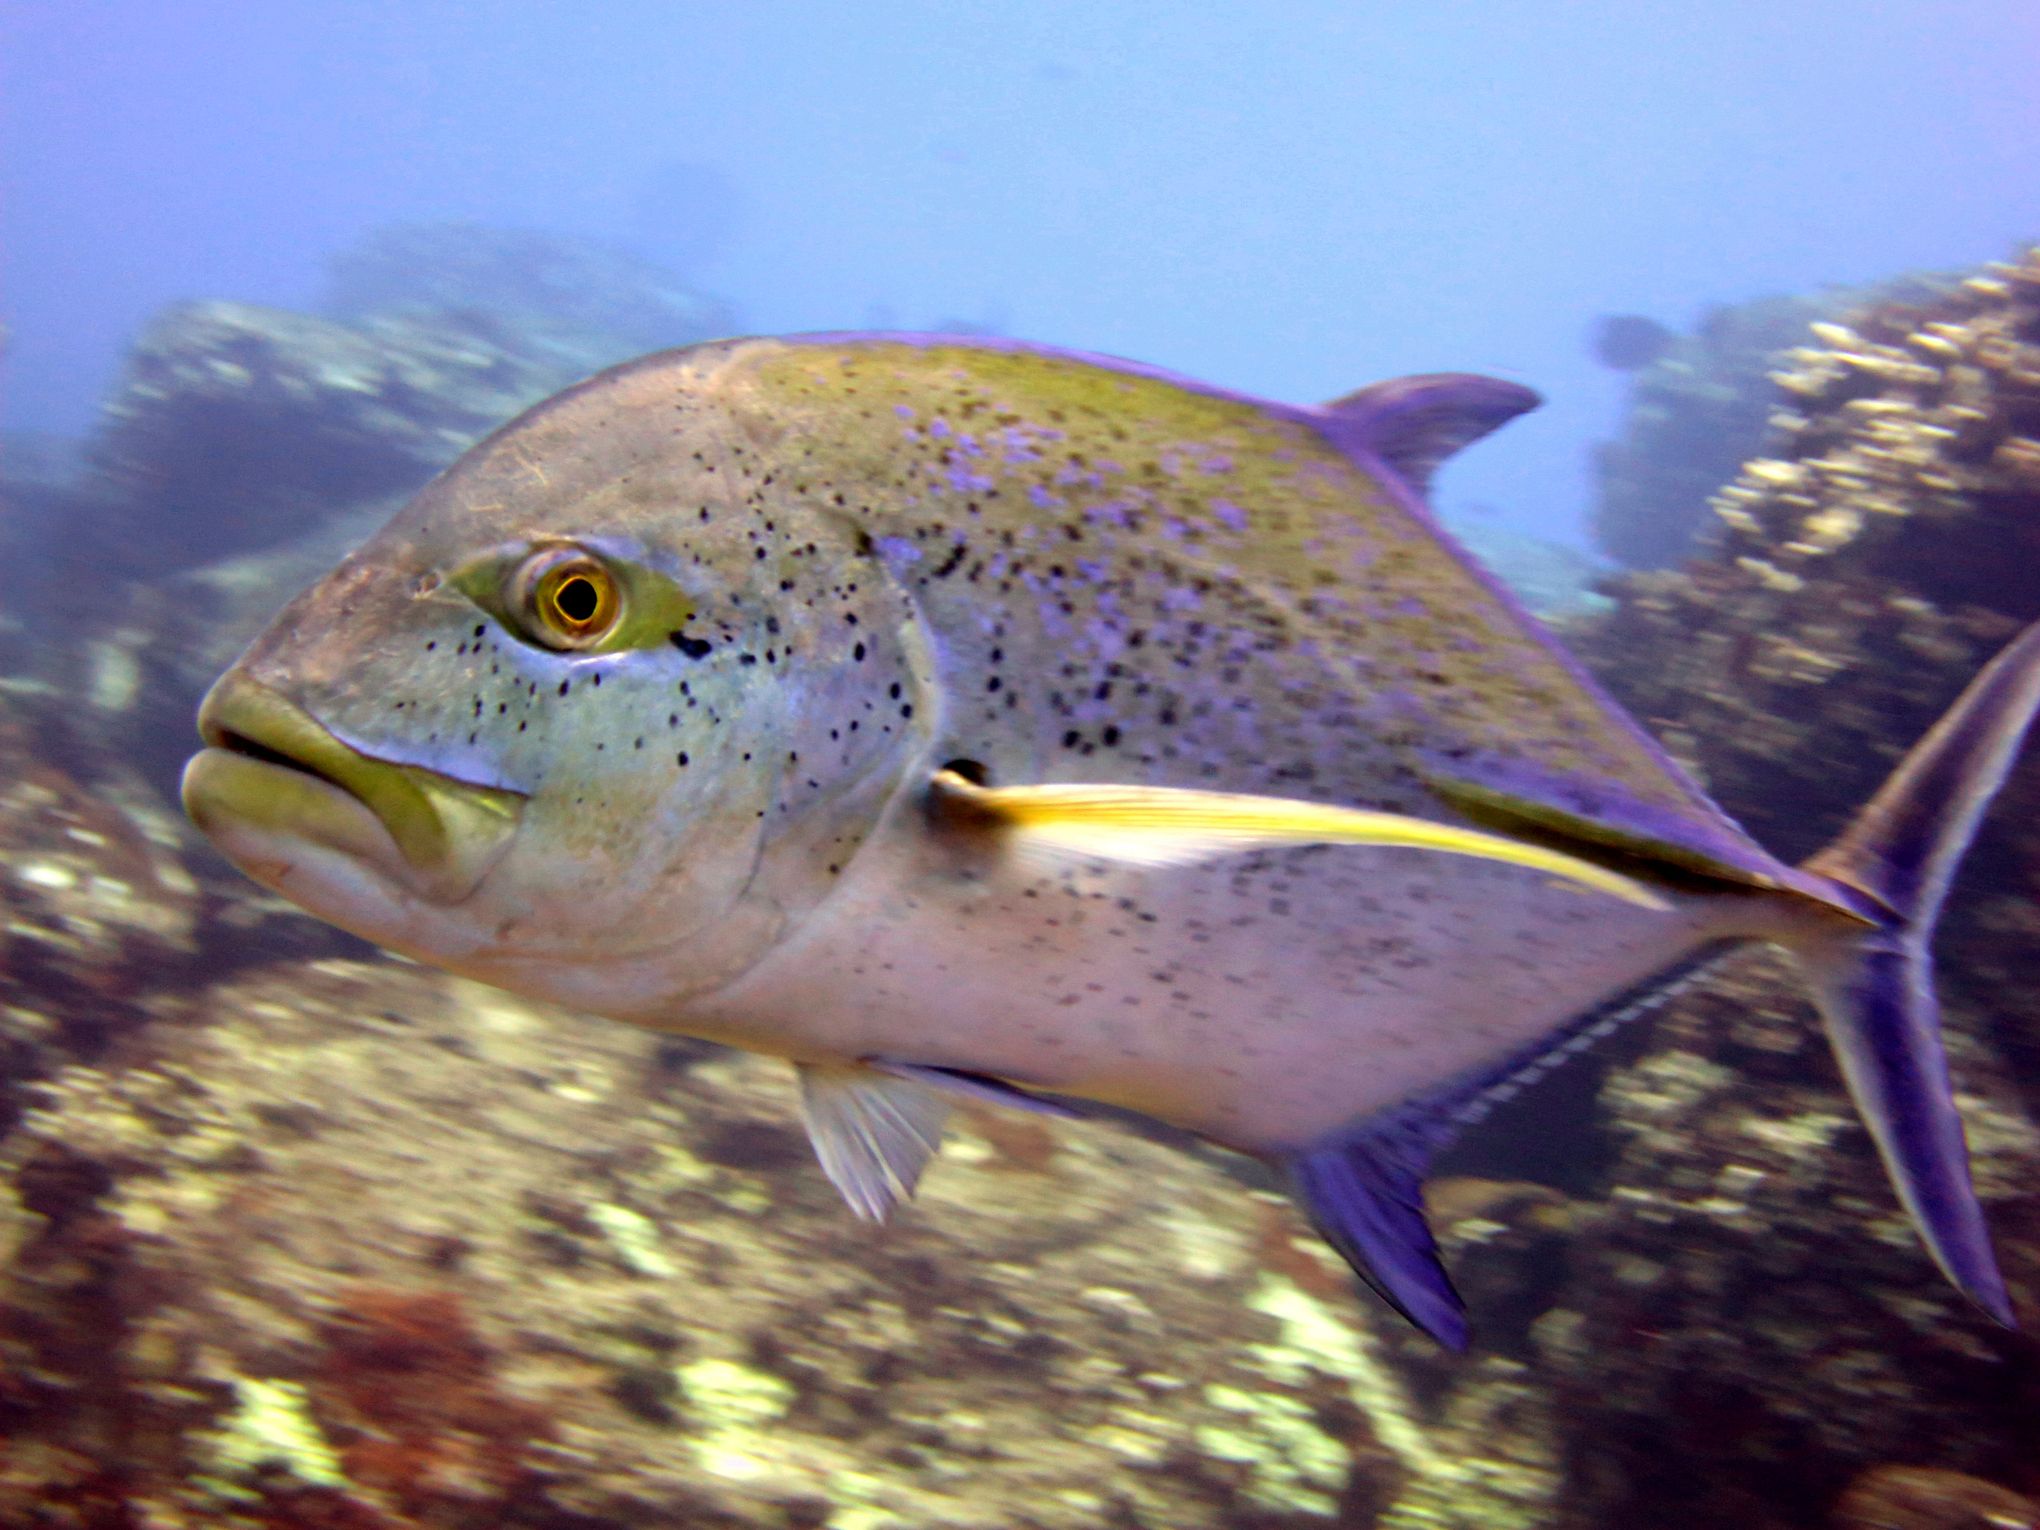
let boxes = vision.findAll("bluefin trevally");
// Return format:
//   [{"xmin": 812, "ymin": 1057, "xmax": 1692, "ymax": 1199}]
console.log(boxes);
[{"xmin": 182, "ymin": 335, "xmax": 2038, "ymax": 1347}]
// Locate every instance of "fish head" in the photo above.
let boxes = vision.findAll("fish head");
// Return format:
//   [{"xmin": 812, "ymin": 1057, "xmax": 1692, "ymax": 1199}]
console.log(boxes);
[{"xmin": 182, "ymin": 346, "xmax": 930, "ymax": 1017}]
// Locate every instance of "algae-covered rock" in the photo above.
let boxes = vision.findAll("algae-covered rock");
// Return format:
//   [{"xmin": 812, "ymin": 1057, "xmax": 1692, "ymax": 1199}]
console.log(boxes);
[
  {"xmin": 1831, "ymin": 1465, "xmax": 2037, "ymax": 1530},
  {"xmin": 1570, "ymin": 248, "xmax": 2040, "ymax": 993},
  {"xmin": 79, "ymin": 229, "xmax": 730, "ymax": 582},
  {"xmin": 0, "ymin": 955, "xmax": 1566, "ymax": 1528},
  {"xmin": 1588, "ymin": 279, "xmax": 1949, "ymax": 570},
  {"xmin": 85, "ymin": 299, "xmax": 591, "ymax": 574},
  {"xmin": 322, "ymin": 222, "xmax": 734, "ymax": 365},
  {"xmin": 1537, "ymin": 954, "xmax": 2040, "ymax": 1530},
  {"xmin": 0, "ymin": 695, "xmax": 198, "ymax": 1138}
]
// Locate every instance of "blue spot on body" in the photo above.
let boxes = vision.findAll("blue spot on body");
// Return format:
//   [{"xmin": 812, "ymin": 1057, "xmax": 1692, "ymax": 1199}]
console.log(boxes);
[{"xmin": 875, "ymin": 535, "xmax": 923, "ymax": 571}]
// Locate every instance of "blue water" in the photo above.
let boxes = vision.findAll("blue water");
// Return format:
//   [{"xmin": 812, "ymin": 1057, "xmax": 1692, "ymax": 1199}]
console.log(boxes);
[{"xmin": 3, "ymin": 1, "xmax": 2035, "ymax": 545}]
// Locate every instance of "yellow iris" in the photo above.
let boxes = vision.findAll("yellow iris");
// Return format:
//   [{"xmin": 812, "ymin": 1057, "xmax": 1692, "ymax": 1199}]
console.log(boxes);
[{"xmin": 520, "ymin": 548, "xmax": 621, "ymax": 648}]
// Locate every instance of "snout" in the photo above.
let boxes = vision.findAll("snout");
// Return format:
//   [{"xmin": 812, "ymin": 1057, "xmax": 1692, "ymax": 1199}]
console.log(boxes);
[{"xmin": 185, "ymin": 671, "xmax": 528, "ymax": 904}]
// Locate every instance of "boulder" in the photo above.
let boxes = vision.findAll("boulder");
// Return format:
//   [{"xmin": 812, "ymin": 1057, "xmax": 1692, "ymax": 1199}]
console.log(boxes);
[
  {"xmin": 0, "ymin": 957, "xmax": 1570, "ymax": 1528},
  {"xmin": 1588, "ymin": 281, "xmax": 1945, "ymax": 570}
]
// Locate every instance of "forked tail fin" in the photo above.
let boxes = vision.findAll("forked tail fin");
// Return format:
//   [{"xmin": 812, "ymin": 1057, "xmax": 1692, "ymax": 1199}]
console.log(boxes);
[{"xmin": 1795, "ymin": 619, "xmax": 2040, "ymax": 1327}]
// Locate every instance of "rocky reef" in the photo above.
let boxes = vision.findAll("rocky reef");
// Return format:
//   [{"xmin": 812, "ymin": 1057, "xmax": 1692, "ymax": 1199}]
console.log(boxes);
[
  {"xmin": 1588, "ymin": 280, "xmax": 1949, "ymax": 570},
  {"xmin": 324, "ymin": 222, "xmax": 734, "ymax": 363},
  {"xmin": 1439, "ymin": 514, "xmax": 1614, "ymax": 622},
  {"xmin": 83, "ymin": 225, "xmax": 732, "ymax": 584},
  {"xmin": 6, "ymin": 235, "xmax": 2040, "ymax": 1527},
  {"xmin": 0, "ymin": 954, "xmax": 1575, "ymax": 1529},
  {"xmin": 1536, "ymin": 954, "xmax": 2040, "ymax": 1529},
  {"xmin": 1575, "ymin": 253, "xmax": 2040, "ymax": 912},
  {"xmin": 85, "ymin": 300, "xmax": 562, "ymax": 575},
  {"xmin": 0, "ymin": 695, "xmax": 199, "ymax": 1139}
]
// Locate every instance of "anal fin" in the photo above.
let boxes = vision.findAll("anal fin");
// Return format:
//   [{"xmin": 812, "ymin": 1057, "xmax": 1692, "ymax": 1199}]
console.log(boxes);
[
  {"xmin": 1288, "ymin": 1113, "xmax": 1468, "ymax": 1349},
  {"xmin": 1289, "ymin": 944, "xmax": 1739, "ymax": 1348},
  {"xmin": 796, "ymin": 1062, "xmax": 952, "ymax": 1222}
]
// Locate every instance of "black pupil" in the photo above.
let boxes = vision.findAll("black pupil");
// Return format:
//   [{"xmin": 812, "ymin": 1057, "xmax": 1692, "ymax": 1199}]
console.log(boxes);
[{"xmin": 554, "ymin": 574, "xmax": 600, "ymax": 624}]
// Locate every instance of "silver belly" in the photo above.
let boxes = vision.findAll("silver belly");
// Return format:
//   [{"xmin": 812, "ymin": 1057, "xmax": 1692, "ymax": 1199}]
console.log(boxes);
[{"xmin": 682, "ymin": 839, "xmax": 1728, "ymax": 1150}]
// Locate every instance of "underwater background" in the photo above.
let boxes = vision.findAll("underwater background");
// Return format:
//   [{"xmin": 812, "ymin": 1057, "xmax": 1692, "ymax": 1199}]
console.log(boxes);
[{"xmin": 4, "ymin": 4, "xmax": 2040, "ymax": 1526}]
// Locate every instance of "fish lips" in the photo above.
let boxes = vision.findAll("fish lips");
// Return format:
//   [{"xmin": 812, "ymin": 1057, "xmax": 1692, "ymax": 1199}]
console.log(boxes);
[{"xmin": 182, "ymin": 674, "xmax": 527, "ymax": 907}]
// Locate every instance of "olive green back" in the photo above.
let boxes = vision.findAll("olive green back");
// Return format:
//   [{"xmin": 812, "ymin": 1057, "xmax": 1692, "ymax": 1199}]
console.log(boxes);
[{"xmin": 699, "ymin": 337, "xmax": 1761, "ymax": 876}]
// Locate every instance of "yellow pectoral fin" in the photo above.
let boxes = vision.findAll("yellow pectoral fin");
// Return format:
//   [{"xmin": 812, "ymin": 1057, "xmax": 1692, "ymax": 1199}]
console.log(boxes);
[{"xmin": 928, "ymin": 769, "xmax": 1669, "ymax": 910}]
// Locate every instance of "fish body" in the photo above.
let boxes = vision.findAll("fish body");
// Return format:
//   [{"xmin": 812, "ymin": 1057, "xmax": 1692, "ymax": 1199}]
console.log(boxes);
[
  {"xmin": 1591, "ymin": 312, "xmax": 1677, "ymax": 371},
  {"xmin": 184, "ymin": 335, "xmax": 2037, "ymax": 1346}
]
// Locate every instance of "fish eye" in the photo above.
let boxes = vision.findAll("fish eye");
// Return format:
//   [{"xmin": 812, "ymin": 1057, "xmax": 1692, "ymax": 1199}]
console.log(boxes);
[{"xmin": 514, "ymin": 547, "xmax": 622, "ymax": 649}]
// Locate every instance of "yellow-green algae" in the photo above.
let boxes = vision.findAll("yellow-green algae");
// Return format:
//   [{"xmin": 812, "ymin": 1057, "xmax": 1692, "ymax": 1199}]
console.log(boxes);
[
  {"xmin": 202, "ymin": 1377, "xmax": 347, "ymax": 1491},
  {"xmin": 1227, "ymin": 1272, "xmax": 1557, "ymax": 1525},
  {"xmin": 1195, "ymin": 1382, "xmax": 1350, "ymax": 1516},
  {"xmin": 678, "ymin": 1356, "xmax": 799, "ymax": 1481},
  {"xmin": 1246, "ymin": 1272, "xmax": 1446, "ymax": 1477},
  {"xmin": 1376, "ymin": 1371, "xmax": 1559, "ymax": 1530},
  {"xmin": 587, "ymin": 1200, "xmax": 679, "ymax": 1277}
]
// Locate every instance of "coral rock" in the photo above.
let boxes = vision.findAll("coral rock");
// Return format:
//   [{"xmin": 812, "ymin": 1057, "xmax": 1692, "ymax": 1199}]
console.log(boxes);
[
  {"xmin": 0, "ymin": 695, "xmax": 198, "ymax": 1135},
  {"xmin": 1589, "ymin": 278, "xmax": 1949, "ymax": 569},
  {"xmin": 0, "ymin": 957, "xmax": 1568, "ymax": 1528},
  {"xmin": 1832, "ymin": 1465, "xmax": 2037, "ymax": 1530},
  {"xmin": 86, "ymin": 300, "xmax": 587, "ymax": 574}
]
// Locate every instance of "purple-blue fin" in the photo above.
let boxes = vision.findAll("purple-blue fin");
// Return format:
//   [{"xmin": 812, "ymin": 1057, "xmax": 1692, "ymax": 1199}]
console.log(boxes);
[
  {"xmin": 867, "ymin": 1059, "xmax": 1086, "ymax": 1119},
  {"xmin": 1290, "ymin": 944, "xmax": 1737, "ymax": 1349},
  {"xmin": 1797, "ymin": 937, "xmax": 2011, "ymax": 1324},
  {"xmin": 1791, "ymin": 618, "xmax": 2040, "ymax": 1328},
  {"xmin": 1316, "ymin": 374, "xmax": 1541, "ymax": 498},
  {"xmin": 1288, "ymin": 1112, "xmax": 1469, "ymax": 1349}
]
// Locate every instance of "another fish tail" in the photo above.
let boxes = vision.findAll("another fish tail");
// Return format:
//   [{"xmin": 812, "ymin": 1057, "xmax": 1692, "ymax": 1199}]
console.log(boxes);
[{"xmin": 1791, "ymin": 618, "xmax": 2040, "ymax": 1327}]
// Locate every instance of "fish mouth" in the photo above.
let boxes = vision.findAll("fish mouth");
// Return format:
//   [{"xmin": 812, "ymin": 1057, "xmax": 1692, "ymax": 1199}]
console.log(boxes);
[{"xmin": 182, "ymin": 673, "xmax": 527, "ymax": 905}]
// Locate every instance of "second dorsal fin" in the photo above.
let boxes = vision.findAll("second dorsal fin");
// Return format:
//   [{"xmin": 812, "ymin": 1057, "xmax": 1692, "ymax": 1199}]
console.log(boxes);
[{"xmin": 1318, "ymin": 373, "xmax": 1541, "ymax": 497}]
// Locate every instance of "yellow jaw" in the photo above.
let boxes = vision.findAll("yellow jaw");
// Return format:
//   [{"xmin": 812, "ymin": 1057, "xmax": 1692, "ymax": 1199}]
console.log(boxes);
[{"xmin": 183, "ymin": 674, "xmax": 527, "ymax": 906}]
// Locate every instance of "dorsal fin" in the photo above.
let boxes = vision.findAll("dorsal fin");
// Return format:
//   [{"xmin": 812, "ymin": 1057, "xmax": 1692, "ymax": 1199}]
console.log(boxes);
[{"xmin": 1318, "ymin": 373, "xmax": 1541, "ymax": 497}]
